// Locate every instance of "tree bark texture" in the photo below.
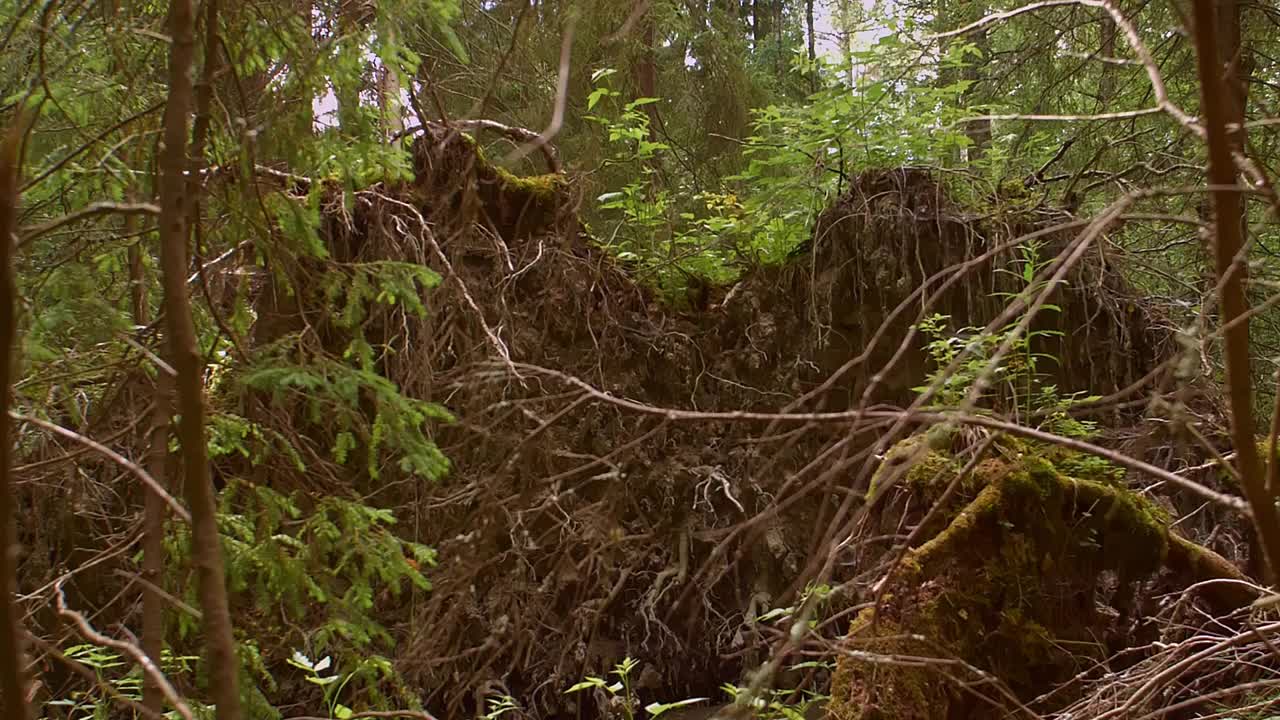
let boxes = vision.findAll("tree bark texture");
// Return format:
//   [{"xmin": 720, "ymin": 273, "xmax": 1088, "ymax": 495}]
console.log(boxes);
[
  {"xmin": 0, "ymin": 111, "xmax": 33, "ymax": 720},
  {"xmin": 1191, "ymin": 0, "xmax": 1280, "ymax": 581},
  {"xmin": 159, "ymin": 0, "xmax": 244, "ymax": 717}
]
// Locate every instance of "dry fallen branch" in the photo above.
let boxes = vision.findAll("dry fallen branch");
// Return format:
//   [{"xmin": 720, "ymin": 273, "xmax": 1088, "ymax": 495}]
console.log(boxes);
[
  {"xmin": 11, "ymin": 412, "xmax": 191, "ymax": 523},
  {"xmin": 54, "ymin": 579, "xmax": 194, "ymax": 720},
  {"xmin": 18, "ymin": 201, "xmax": 160, "ymax": 245},
  {"xmin": 503, "ymin": 14, "xmax": 575, "ymax": 168},
  {"xmin": 505, "ymin": 362, "xmax": 1247, "ymax": 511}
]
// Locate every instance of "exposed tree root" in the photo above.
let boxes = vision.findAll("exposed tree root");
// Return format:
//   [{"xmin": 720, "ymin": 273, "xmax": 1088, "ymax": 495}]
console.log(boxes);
[{"xmin": 829, "ymin": 440, "xmax": 1254, "ymax": 720}]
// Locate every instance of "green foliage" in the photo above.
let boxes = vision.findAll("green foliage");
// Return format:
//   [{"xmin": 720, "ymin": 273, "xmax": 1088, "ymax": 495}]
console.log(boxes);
[
  {"xmin": 324, "ymin": 261, "xmax": 442, "ymax": 331},
  {"xmin": 41, "ymin": 646, "xmax": 203, "ymax": 720},
  {"xmin": 719, "ymin": 679, "xmax": 831, "ymax": 720},
  {"xmin": 164, "ymin": 481, "xmax": 434, "ymax": 707},
  {"xmin": 911, "ymin": 239, "xmax": 1102, "ymax": 430},
  {"xmin": 564, "ymin": 657, "xmax": 709, "ymax": 720},
  {"xmin": 583, "ymin": 30, "xmax": 983, "ymax": 296},
  {"xmin": 239, "ymin": 356, "xmax": 452, "ymax": 480},
  {"xmin": 207, "ymin": 412, "xmax": 307, "ymax": 470}
]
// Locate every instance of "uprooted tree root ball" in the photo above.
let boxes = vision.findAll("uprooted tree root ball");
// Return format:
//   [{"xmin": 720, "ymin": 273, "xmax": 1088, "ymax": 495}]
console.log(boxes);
[
  {"xmin": 828, "ymin": 439, "xmax": 1250, "ymax": 720},
  {"xmin": 180, "ymin": 130, "xmax": 1255, "ymax": 716}
]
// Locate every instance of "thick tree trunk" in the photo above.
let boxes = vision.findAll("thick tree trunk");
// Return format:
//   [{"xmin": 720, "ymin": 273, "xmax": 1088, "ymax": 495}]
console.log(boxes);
[
  {"xmin": 159, "ymin": 0, "xmax": 243, "ymax": 718},
  {"xmin": 0, "ymin": 113, "xmax": 32, "ymax": 720}
]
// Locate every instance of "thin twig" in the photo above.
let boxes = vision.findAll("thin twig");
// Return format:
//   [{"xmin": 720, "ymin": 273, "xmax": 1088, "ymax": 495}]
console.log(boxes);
[
  {"xmin": 54, "ymin": 579, "xmax": 194, "ymax": 720},
  {"xmin": 503, "ymin": 13, "xmax": 576, "ymax": 167},
  {"xmin": 11, "ymin": 412, "xmax": 191, "ymax": 523}
]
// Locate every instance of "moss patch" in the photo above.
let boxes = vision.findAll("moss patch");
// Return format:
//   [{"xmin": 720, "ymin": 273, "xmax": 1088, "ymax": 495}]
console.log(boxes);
[{"xmin": 828, "ymin": 438, "xmax": 1212, "ymax": 720}]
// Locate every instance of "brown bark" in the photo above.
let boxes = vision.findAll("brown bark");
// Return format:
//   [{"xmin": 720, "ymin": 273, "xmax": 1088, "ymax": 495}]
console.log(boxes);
[
  {"xmin": 1098, "ymin": 13, "xmax": 1116, "ymax": 107},
  {"xmin": 803, "ymin": 0, "xmax": 814, "ymax": 89},
  {"xmin": 159, "ymin": 0, "xmax": 243, "ymax": 717},
  {"xmin": 636, "ymin": 18, "xmax": 660, "ymax": 145},
  {"xmin": 0, "ymin": 112, "xmax": 33, "ymax": 720},
  {"xmin": 140, "ymin": 382, "xmax": 171, "ymax": 712},
  {"xmin": 129, "ymin": 218, "xmax": 171, "ymax": 713},
  {"xmin": 1191, "ymin": 0, "xmax": 1280, "ymax": 580},
  {"xmin": 961, "ymin": 27, "xmax": 992, "ymax": 162},
  {"xmin": 1217, "ymin": 0, "xmax": 1247, "ymax": 158}
]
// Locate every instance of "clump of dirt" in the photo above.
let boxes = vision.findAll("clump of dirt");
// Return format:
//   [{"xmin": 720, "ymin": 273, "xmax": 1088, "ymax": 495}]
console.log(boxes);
[{"xmin": 234, "ymin": 129, "xmax": 1244, "ymax": 717}]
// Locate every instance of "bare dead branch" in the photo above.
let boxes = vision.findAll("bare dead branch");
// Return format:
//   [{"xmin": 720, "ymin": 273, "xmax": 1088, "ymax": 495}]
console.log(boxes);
[
  {"xmin": 54, "ymin": 579, "xmax": 194, "ymax": 720},
  {"xmin": 503, "ymin": 13, "xmax": 576, "ymax": 168},
  {"xmin": 11, "ymin": 412, "xmax": 191, "ymax": 523}
]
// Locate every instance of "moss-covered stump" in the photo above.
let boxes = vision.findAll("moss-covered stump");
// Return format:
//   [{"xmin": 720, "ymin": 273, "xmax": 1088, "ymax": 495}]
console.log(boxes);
[
  {"xmin": 828, "ymin": 441, "xmax": 1247, "ymax": 720},
  {"xmin": 408, "ymin": 123, "xmax": 571, "ymax": 243}
]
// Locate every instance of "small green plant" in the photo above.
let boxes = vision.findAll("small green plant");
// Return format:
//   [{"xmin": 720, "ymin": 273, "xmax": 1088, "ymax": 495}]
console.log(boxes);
[
  {"xmin": 41, "ymin": 646, "xmax": 203, "ymax": 720},
  {"xmin": 914, "ymin": 313, "xmax": 1006, "ymax": 407},
  {"xmin": 913, "ymin": 238, "xmax": 1106, "ymax": 432},
  {"xmin": 565, "ymin": 657, "xmax": 708, "ymax": 719},
  {"xmin": 288, "ymin": 651, "xmax": 357, "ymax": 719},
  {"xmin": 482, "ymin": 695, "xmax": 521, "ymax": 719},
  {"xmin": 721, "ymin": 678, "xmax": 831, "ymax": 720},
  {"xmin": 756, "ymin": 582, "xmax": 834, "ymax": 629},
  {"xmin": 992, "ymin": 239, "xmax": 1065, "ymax": 417}
]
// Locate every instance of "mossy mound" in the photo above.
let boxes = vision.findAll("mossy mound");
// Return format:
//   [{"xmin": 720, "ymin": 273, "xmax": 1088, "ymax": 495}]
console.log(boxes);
[
  {"xmin": 408, "ymin": 123, "xmax": 572, "ymax": 243},
  {"xmin": 829, "ymin": 439, "xmax": 1244, "ymax": 720}
]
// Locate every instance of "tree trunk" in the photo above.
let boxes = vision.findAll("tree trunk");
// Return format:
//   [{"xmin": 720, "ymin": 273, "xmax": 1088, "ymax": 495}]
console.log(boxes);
[
  {"xmin": 636, "ymin": 18, "xmax": 660, "ymax": 144},
  {"xmin": 1098, "ymin": 13, "xmax": 1116, "ymax": 107},
  {"xmin": 0, "ymin": 112, "xmax": 33, "ymax": 720},
  {"xmin": 1191, "ymin": 0, "xmax": 1280, "ymax": 581},
  {"xmin": 752, "ymin": 0, "xmax": 760, "ymax": 46},
  {"xmin": 1217, "ymin": 0, "xmax": 1248, "ymax": 158},
  {"xmin": 961, "ymin": 27, "xmax": 992, "ymax": 162},
  {"xmin": 806, "ymin": 0, "xmax": 817, "ymax": 90},
  {"xmin": 128, "ymin": 213, "xmax": 172, "ymax": 714},
  {"xmin": 159, "ymin": 0, "xmax": 243, "ymax": 717}
]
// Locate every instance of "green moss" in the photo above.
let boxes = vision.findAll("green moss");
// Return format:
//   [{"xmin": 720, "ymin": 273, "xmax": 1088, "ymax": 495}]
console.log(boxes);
[
  {"xmin": 867, "ymin": 437, "xmax": 966, "ymax": 502},
  {"xmin": 831, "ymin": 437, "xmax": 1176, "ymax": 720},
  {"xmin": 491, "ymin": 165, "xmax": 566, "ymax": 199}
]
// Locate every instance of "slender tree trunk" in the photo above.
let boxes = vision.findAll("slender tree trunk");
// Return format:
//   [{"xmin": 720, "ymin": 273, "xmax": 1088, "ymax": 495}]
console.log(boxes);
[
  {"xmin": 961, "ymin": 27, "xmax": 992, "ymax": 162},
  {"xmin": 806, "ymin": 0, "xmax": 817, "ymax": 90},
  {"xmin": 159, "ymin": 0, "xmax": 243, "ymax": 717},
  {"xmin": 128, "ymin": 215, "xmax": 172, "ymax": 714},
  {"xmin": 1192, "ymin": 0, "xmax": 1280, "ymax": 581},
  {"xmin": 141, "ymin": 385, "xmax": 171, "ymax": 711},
  {"xmin": 1098, "ymin": 13, "xmax": 1116, "ymax": 107},
  {"xmin": 636, "ymin": 18, "xmax": 660, "ymax": 144},
  {"xmin": 0, "ymin": 113, "xmax": 32, "ymax": 720},
  {"xmin": 752, "ymin": 0, "xmax": 760, "ymax": 45},
  {"xmin": 1217, "ymin": 0, "xmax": 1248, "ymax": 158},
  {"xmin": 377, "ymin": 58, "xmax": 404, "ymax": 140}
]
